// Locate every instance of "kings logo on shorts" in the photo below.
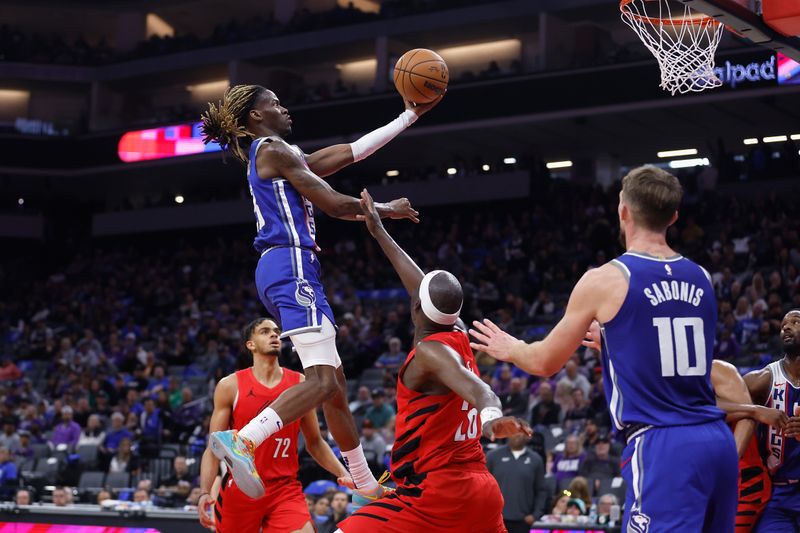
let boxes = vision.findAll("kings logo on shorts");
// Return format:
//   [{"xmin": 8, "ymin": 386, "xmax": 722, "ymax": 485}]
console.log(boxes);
[
  {"xmin": 295, "ymin": 280, "xmax": 316, "ymax": 307},
  {"xmin": 629, "ymin": 509, "xmax": 651, "ymax": 533}
]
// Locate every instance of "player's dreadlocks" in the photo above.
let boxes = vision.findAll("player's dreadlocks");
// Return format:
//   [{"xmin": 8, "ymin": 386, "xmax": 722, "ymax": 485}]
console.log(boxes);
[{"xmin": 200, "ymin": 84, "xmax": 266, "ymax": 165}]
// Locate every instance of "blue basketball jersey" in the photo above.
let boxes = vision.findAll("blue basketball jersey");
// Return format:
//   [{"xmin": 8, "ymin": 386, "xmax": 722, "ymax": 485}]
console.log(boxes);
[
  {"xmin": 601, "ymin": 252, "xmax": 723, "ymax": 430},
  {"xmin": 763, "ymin": 360, "xmax": 800, "ymax": 482},
  {"xmin": 247, "ymin": 137, "xmax": 317, "ymax": 253}
]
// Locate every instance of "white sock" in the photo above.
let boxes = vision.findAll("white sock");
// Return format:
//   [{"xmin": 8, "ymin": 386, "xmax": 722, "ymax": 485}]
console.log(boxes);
[
  {"xmin": 238, "ymin": 407, "xmax": 283, "ymax": 447},
  {"xmin": 341, "ymin": 444, "xmax": 379, "ymax": 494}
]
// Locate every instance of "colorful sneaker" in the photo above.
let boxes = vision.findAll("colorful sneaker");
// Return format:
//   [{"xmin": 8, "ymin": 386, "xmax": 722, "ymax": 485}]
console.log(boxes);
[
  {"xmin": 210, "ymin": 430, "xmax": 264, "ymax": 499},
  {"xmin": 351, "ymin": 471, "xmax": 394, "ymax": 511}
]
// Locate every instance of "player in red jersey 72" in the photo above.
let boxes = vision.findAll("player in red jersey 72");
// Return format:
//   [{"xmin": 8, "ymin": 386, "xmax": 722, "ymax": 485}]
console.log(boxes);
[
  {"xmin": 198, "ymin": 317, "xmax": 348, "ymax": 532},
  {"xmin": 335, "ymin": 189, "xmax": 531, "ymax": 533}
]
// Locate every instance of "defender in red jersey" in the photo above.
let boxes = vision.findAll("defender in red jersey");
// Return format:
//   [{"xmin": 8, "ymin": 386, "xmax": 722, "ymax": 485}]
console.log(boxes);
[
  {"xmin": 198, "ymin": 317, "xmax": 348, "ymax": 532},
  {"xmin": 336, "ymin": 190, "xmax": 530, "ymax": 533},
  {"xmin": 710, "ymin": 360, "xmax": 786, "ymax": 533}
]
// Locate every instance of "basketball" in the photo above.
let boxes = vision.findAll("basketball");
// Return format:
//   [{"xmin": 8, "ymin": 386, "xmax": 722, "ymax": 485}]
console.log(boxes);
[{"xmin": 393, "ymin": 48, "xmax": 449, "ymax": 104}]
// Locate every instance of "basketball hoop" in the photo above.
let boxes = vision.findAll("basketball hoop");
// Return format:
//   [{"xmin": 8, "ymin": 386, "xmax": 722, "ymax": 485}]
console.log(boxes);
[{"xmin": 621, "ymin": 0, "xmax": 725, "ymax": 95}]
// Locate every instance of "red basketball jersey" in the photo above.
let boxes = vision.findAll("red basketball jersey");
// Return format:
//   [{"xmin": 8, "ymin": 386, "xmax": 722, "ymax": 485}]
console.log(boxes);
[
  {"xmin": 230, "ymin": 367, "xmax": 302, "ymax": 481},
  {"xmin": 390, "ymin": 330, "xmax": 486, "ymax": 483}
]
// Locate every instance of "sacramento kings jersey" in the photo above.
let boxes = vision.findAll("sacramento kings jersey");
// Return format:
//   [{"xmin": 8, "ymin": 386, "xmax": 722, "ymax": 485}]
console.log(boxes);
[
  {"xmin": 600, "ymin": 252, "xmax": 723, "ymax": 430},
  {"xmin": 763, "ymin": 360, "xmax": 800, "ymax": 482},
  {"xmin": 247, "ymin": 137, "xmax": 317, "ymax": 253}
]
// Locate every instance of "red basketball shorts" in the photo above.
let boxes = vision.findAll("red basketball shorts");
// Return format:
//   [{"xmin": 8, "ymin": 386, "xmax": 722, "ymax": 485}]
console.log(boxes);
[
  {"xmin": 215, "ymin": 474, "xmax": 311, "ymax": 533},
  {"xmin": 338, "ymin": 463, "xmax": 506, "ymax": 533}
]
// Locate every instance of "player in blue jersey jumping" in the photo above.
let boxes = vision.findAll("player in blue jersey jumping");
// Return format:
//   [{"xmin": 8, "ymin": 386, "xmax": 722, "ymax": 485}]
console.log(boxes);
[
  {"xmin": 745, "ymin": 309, "xmax": 800, "ymax": 532},
  {"xmin": 471, "ymin": 165, "xmax": 738, "ymax": 532},
  {"xmin": 199, "ymin": 84, "xmax": 441, "ymax": 501}
]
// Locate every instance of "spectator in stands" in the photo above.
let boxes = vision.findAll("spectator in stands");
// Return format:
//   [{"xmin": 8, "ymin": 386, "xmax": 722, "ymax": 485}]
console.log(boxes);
[
  {"xmin": 530, "ymin": 382, "xmax": 561, "ymax": 427},
  {"xmin": 100, "ymin": 412, "xmax": 132, "ymax": 460},
  {"xmin": 0, "ymin": 418, "xmax": 21, "ymax": 453},
  {"xmin": 565, "ymin": 498, "xmax": 586, "ymax": 518},
  {"xmin": 596, "ymin": 493, "xmax": 619, "ymax": 525},
  {"xmin": 567, "ymin": 476, "xmax": 592, "ymax": 509},
  {"xmin": 563, "ymin": 388, "xmax": 594, "ymax": 432},
  {"xmin": 541, "ymin": 490, "xmax": 571, "ymax": 522},
  {"xmin": 0, "ymin": 446, "xmax": 18, "ymax": 489},
  {"xmin": 552, "ymin": 435, "xmax": 585, "ymax": 483},
  {"xmin": 312, "ymin": 496, "xmax": 332, "ymax": 528},
  {"xmin": 359, "ymin": 419, "xmax": 386, "ymax": 476},
  {"xmin": 78, "ymin": 414, "xmax": 105, "ymax": 447},
  {"xmin": 348, "ymin": 386, "xmax": 371, "ymax": 416},
  {"xmin": 486, "ymin": 433, "xmax": 547, "ymax": 533},
  {"xmin": 16, "ymin": 430, "xmax": 33, "ymax": 459},
  {"xmin": 15, "ymin": 488, "xmax": 31, "ymax": 505},
  {"xmin": 319, "ymin": 491, "xmax": 350, "ymax": 533},
  {"xmin": 365, "ymin": 388, "xmax": 394, "ymax": 429},
  {"xmin": 133, "ymin": 488, "xmax": 152, "ymax": 505},
  {"xmin": 0, "ymin": 358, "xmax": 22, "ymax": 381},
  {"xmin": 108, "ymin": 437, "xmax": 140, "ymax": 476},
  {"xmin": 715, "ymin": 328, "xmax": 741, "ymax": 361},
  {"xmin": 578, "ymin": 433, "xmax": 620, "ymax": 490},
  {"xmin": 558, "ymin": 360, "xmax": 591, "ymax": 398},
  {"xmin": 374, "ymin": 337, "xmax": 406, "ymax": 369},
  {"xmin": 501, "ymin": 377, "xmax": 529, "ymax": 418},
  {"xmin": 174, "ymin": 387, "xmax": 202, "ymax": 438},
  {"xmin": 52, "ymin": 486, "xmax": 69, "ymax": 506},
  {"xmin": 139, "ymin": 396, "xmax": 164, "ymax": 450},
  {"xmin": 492, "ymin": 364, "xmax": 513, "ymax": 396},
  {"xmin": 51, "ymin": 405, "xmax": 81, "ymax": 448},
  {"xmin": 159, "ymin": 455, "xmax": 194, "ymax": 490}
]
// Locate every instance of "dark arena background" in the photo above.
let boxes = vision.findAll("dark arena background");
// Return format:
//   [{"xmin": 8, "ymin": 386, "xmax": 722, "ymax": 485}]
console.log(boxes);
[{"xmin": 1, "ymin": 0, "xmax": 800, "ymax": 532}]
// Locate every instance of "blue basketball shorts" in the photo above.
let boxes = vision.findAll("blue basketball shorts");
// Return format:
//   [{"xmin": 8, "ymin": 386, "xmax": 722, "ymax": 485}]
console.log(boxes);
[
  {"xmin": 754, "ymin": 484, "xmax": 800, "ymax": 533},
  {"xmin": 621, "ymin": 419, "xmax": 738, "ymax": 532},
  {"xmin": 255, "ymin": 246, "xmax": 336, "ymax": 338}
]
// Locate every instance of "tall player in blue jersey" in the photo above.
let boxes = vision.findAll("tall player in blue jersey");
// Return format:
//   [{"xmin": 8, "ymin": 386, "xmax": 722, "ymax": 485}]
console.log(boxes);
[
  {"xmin": 745, "ymin": 309, "xmax": 800, "ymax": 532},
  {"xmin": 200, "ymin": 84, "xmax": 441, "ymax": 500},
  {"xmin": 471, "ymin": 165, "xmax": 738, "ymax": 532}
]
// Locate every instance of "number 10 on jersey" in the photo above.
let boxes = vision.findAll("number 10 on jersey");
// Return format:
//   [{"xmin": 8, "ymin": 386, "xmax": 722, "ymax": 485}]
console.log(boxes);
[{"xmin": 653, "ymin": 317, "xmax": 706, "ymax": 377}]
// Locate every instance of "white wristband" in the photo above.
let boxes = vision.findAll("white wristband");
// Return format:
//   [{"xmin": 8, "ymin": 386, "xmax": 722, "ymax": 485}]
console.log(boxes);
[
  {"xmin": 349, "ymin": 109, "xmax": 418, "ymax": 162},
  {"xmin": 480, "ymin": 407, "xmax": 503, "ymax": 424}
]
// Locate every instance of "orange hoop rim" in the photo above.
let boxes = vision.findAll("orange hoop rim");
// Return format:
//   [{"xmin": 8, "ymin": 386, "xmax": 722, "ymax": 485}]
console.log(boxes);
[{"xmin": 620, "ymin": 0, "xmax": 723, "ymax": 27}]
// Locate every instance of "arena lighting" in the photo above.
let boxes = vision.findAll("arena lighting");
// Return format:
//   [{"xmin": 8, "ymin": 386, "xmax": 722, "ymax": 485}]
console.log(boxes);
[
  {"xmin": 743, "ymin": 138, "xmax": 759, "ymax": 145},
  {"xmin": 174, "ymin": 195, "xmax": 185, "ymax": 204},
  {"xmin": 446, "ymin": 167, "xmax": 457, "ymax": 175},
  {"xmin": 546, "ymin": 160, "xmax": 573, "ymax": 170},
  {"xmin": 437, "ymin": 40, "xmax": 522, "ymax": 67},
  {"xmin": 503, "ymin": 157, "xmax": 517, "ymax": 165},
  {"xmin": 763, "ymin": 135, "xmax": 788, "ymax": 143},
  {"xmin": 668, "ymin": 158, "xmax": 710, "ymax": 169},
  {"xmin": 657, "ymin": 148, "xmax": 698, "ymax": 158},
  {"xmin": 146, "ymin": 13, "xmax": 174, "ymax": 38},
  {"xmin": 17, "ymin": 198, "xmax": 24, "ymax": 206},
  {"xmin": 791, "ymin": 134, "xmax": 800, "ymax": 140},
  {"xmin": 482, "ymin": 164, "xmax": 490, "ymax": 171},
  {"xmin": 385, "ymin": 170, "xmax": 399, "ymax": 177},
  {"xmin": 185, "ymin": 80, "xmax": 229, "ymax": 103}
]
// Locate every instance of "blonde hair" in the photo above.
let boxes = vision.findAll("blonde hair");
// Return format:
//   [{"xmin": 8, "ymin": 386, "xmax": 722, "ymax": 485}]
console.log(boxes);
[
  {"xmin": 200, "ymin": 85, "xmax": 265, "ymax": 165},
  {"xmin": 621, "ymin": 165, "xmax": 683, "ymax": 231}
]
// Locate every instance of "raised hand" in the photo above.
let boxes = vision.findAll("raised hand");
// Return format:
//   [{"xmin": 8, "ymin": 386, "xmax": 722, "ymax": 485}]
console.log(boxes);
[
  {"xmin": 482, "ymin": 416, "xmax": 532, "ymax": 442},
  {"xmin": 469, "ymin": 319, "xmax": 523, "ymax": 362},
  {"xmin": 404, "ymin": 92, "xmax": 445, "ymax": 118},
  {"xmin": 387, "ymin": 197, "xmax": 420, "ymax": 223}
]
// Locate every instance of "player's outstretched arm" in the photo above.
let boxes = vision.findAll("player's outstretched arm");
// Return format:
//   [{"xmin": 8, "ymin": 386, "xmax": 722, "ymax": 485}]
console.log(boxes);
[
  {"xmin": 470, "ymin": 267, "xmax": 610, "ymax": 376},
  {"xmin": 258, "ymin": 141, "xmax": 419, "ymax": 222},
  {"xmin": 198, "ymin": 376, "xmax": 236, "ymax": 530},
  {"xmin": 358, "ymin": 188, "xmax": 424, "ymax": 298},
  {"xmin": 414, "ymin": 340, "xmax": 531, "ymax": 441},
  {"xmin": 298, "ymin": 381, "xmax": 349, "ymax": 479},
  {"xmin": 304, "ymin": 96, "xmax": 443, "ymax": 177}
]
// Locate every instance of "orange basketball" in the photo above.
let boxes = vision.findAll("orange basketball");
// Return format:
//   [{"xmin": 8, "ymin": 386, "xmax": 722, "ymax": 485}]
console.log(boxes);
[{"xmin": 393, "ymin": 48, "xmax": 449, "ymax": 104}]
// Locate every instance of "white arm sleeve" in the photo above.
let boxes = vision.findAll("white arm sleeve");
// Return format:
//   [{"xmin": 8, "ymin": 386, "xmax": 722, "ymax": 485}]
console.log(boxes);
[{"xmin": 349, "ymin": 109, "xmax": 418, "ymax": 162}]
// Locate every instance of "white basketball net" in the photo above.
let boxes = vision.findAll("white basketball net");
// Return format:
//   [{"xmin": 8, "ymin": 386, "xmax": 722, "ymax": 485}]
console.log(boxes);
[{"xmin": 621, "ymin": 0, "xmax": 725, "ymax": 95}]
